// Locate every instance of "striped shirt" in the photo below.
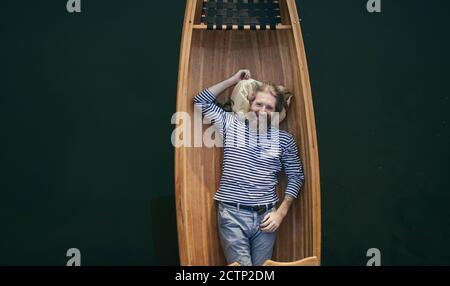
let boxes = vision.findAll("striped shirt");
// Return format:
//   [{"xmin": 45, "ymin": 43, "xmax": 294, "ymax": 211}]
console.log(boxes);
[{"xmin": 194, "ymin": 88, "xmax": 304, "ymax": 205}]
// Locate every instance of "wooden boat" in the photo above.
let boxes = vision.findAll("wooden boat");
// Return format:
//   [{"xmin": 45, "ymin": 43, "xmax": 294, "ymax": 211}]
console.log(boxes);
[{"xmin": 175, "ymin": 0, "xmax": 321, "ymax": 266}]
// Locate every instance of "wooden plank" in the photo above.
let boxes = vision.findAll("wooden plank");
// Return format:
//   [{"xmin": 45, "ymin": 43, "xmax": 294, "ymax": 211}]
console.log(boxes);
[
  {"xmin": 263, "ymin": 256, "xmax": 320, "ymax": 266},
  {"xmin": 278, "ymin": 0, "xmax": 292, "ymax": 25},
  {"xmin": 193, "ymin": 0, "xmax": 204, "ymax": 24},
  {"xmin": 175, "ymin": 0, "xmax": 197, "ymax": 266}
]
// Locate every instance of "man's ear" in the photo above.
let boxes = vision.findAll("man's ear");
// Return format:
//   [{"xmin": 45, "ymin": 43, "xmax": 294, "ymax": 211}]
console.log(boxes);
[{"xmin": 284, "ymin": 92, "xmax": 293, "ymax": 107}]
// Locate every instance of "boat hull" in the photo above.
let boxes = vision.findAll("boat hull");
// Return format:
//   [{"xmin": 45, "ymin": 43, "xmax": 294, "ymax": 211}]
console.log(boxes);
[{"xmin": 175, "ymin": 0, "xmax": 321, "ymax": 266}]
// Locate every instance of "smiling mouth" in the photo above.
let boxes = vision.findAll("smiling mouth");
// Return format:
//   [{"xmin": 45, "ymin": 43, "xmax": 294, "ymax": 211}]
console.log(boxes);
[{"xmin": 256, "ymin": 112, "xmax": 270, "ymax": 117}]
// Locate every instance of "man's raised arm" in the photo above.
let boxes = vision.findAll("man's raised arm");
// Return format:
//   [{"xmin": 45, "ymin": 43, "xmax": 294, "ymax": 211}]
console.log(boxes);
[
  {"xmin": 193, "ymin": 69, "xmax": 251, "ymax": 133},
  {"xmin": 194, "ymin": 69, "xmax": 251, "ymax": 105}
]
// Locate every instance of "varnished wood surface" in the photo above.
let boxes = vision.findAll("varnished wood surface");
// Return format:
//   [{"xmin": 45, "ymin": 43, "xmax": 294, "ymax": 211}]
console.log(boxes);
[
  {"xmin": 175, "ymin": 0, "xmax": 321, "ymax": 266},
  {"xmin": 263, "ymin": 256, "xmax": 320, "ymax": 266}
]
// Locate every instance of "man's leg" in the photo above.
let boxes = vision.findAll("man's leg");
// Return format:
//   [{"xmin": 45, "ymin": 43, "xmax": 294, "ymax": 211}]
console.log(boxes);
[
  {"xmin": 250, "ymin": 209, "xmax": 278, "ymax": 266},
  {"xmin": 217, "ymin": 202, "xmax": 253, "ymax": 266}
]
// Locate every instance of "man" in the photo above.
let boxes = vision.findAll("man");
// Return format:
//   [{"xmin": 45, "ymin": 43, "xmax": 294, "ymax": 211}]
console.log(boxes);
[{"xmin": 194, "ymin": 69, "xmax": 305, "ymax": 266}]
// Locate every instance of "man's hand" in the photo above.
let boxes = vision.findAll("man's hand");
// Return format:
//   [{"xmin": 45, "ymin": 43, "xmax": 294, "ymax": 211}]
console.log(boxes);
[
  {"xmin": 260, "ymin": 195, "xmax": 295, "ymax": 232},
  {"xmin": 230, "ymin": 69, "xmax": 251, "ymax": 85},
  {"xmin": 260, "ymin": 210, "xmax": 285, "ymax": 233}
]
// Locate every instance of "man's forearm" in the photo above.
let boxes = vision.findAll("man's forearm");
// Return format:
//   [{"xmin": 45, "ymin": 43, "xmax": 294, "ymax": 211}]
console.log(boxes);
[
  {"xmin": 208, "ymin": 77, "xmax": 237, "ymax": 97},
  {"xmin": 276, "ymin": 195, "xmax": 295, "ymax": 218},
  {"xmin": 207, "ymin": 69, "xmax": 250, "ymax": 96}
]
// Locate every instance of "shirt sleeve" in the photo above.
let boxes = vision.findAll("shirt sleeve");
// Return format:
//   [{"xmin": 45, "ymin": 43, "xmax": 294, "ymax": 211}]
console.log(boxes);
[
  {"xmin": 281, "ymin": 134, "xmax": 305, "ymax": 199},
  {"xmin": 193, "ymin": 88, "xmax": 228, "ymax": 136}
]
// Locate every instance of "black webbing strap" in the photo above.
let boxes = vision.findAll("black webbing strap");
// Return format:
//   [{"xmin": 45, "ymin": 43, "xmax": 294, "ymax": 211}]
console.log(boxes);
[{"xmin": 201, "ymin": 0, "xmax": 281, "ymax": 30}]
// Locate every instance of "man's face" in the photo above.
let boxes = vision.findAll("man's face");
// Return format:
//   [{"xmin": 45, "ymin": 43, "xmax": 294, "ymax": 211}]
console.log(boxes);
[{"xmin": 250, "ymin": 91, "xmax": 276, "ymax": 119}]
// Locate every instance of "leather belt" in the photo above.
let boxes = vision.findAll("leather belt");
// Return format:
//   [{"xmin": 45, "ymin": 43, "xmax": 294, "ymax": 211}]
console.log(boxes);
[{"xmin": 221, "ymin": 201, "xmax": 275, "ymax": 215}]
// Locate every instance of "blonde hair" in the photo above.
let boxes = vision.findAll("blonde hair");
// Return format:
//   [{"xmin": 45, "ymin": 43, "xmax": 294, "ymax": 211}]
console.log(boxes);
[{"xmin": 249, "ymin": 83, "xmax": 293, "ymax": 112}]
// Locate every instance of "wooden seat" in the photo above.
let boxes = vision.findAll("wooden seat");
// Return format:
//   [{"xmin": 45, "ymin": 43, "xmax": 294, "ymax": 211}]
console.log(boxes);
[
  {"xmin": 263, "ymin": 256, "xmax": 320, "ymax": 266},
  {"xmin": 227, "ymin": 256, "xmax": 319, "ymax": 266},
  {"xmin": 228, "ymin": 262, "xmax": 241, "ymax": 266}
]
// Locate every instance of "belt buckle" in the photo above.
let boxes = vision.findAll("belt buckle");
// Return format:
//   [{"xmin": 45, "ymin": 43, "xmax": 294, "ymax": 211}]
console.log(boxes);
[{"xmin": 255, "ymin": 206, "xmax": 266, "ymax": 215}]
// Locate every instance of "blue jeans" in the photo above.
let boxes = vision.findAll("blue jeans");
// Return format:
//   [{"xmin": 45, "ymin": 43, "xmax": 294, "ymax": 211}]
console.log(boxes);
[{"xmin": 217, "ymin": 201, "xmax": 278, "ymax": 266}]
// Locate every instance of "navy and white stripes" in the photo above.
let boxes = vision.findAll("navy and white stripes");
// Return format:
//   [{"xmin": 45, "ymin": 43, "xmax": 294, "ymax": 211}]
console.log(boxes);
[{"xmin": 194, "ymin": 88, "xmax": 304, "ymax": 205}]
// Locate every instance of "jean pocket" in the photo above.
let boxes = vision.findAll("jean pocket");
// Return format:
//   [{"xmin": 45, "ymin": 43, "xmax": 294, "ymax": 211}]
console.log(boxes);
[{"xmin": 217, "ymin": 203, "xmax": 228, "ymax": 224}]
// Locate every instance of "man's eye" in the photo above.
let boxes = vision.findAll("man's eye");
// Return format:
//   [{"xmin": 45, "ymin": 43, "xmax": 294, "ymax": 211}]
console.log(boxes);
[
  {"xmin": 256, "ymin": 103, "xmax": 262, "ymax": 107},
  {"xmin": 266, "ymin": 106, "xmax": 274, "ymax": 111}
]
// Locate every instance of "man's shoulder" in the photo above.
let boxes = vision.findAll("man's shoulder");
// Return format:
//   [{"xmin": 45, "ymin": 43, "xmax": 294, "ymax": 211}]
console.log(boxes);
[
  {"xmin": 277, "ymin": 130, "xmax": 297, "ymax": 149},
  {"xmin": 279, "ymin": 129, "xmax": 295, "ymax": 140}
]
